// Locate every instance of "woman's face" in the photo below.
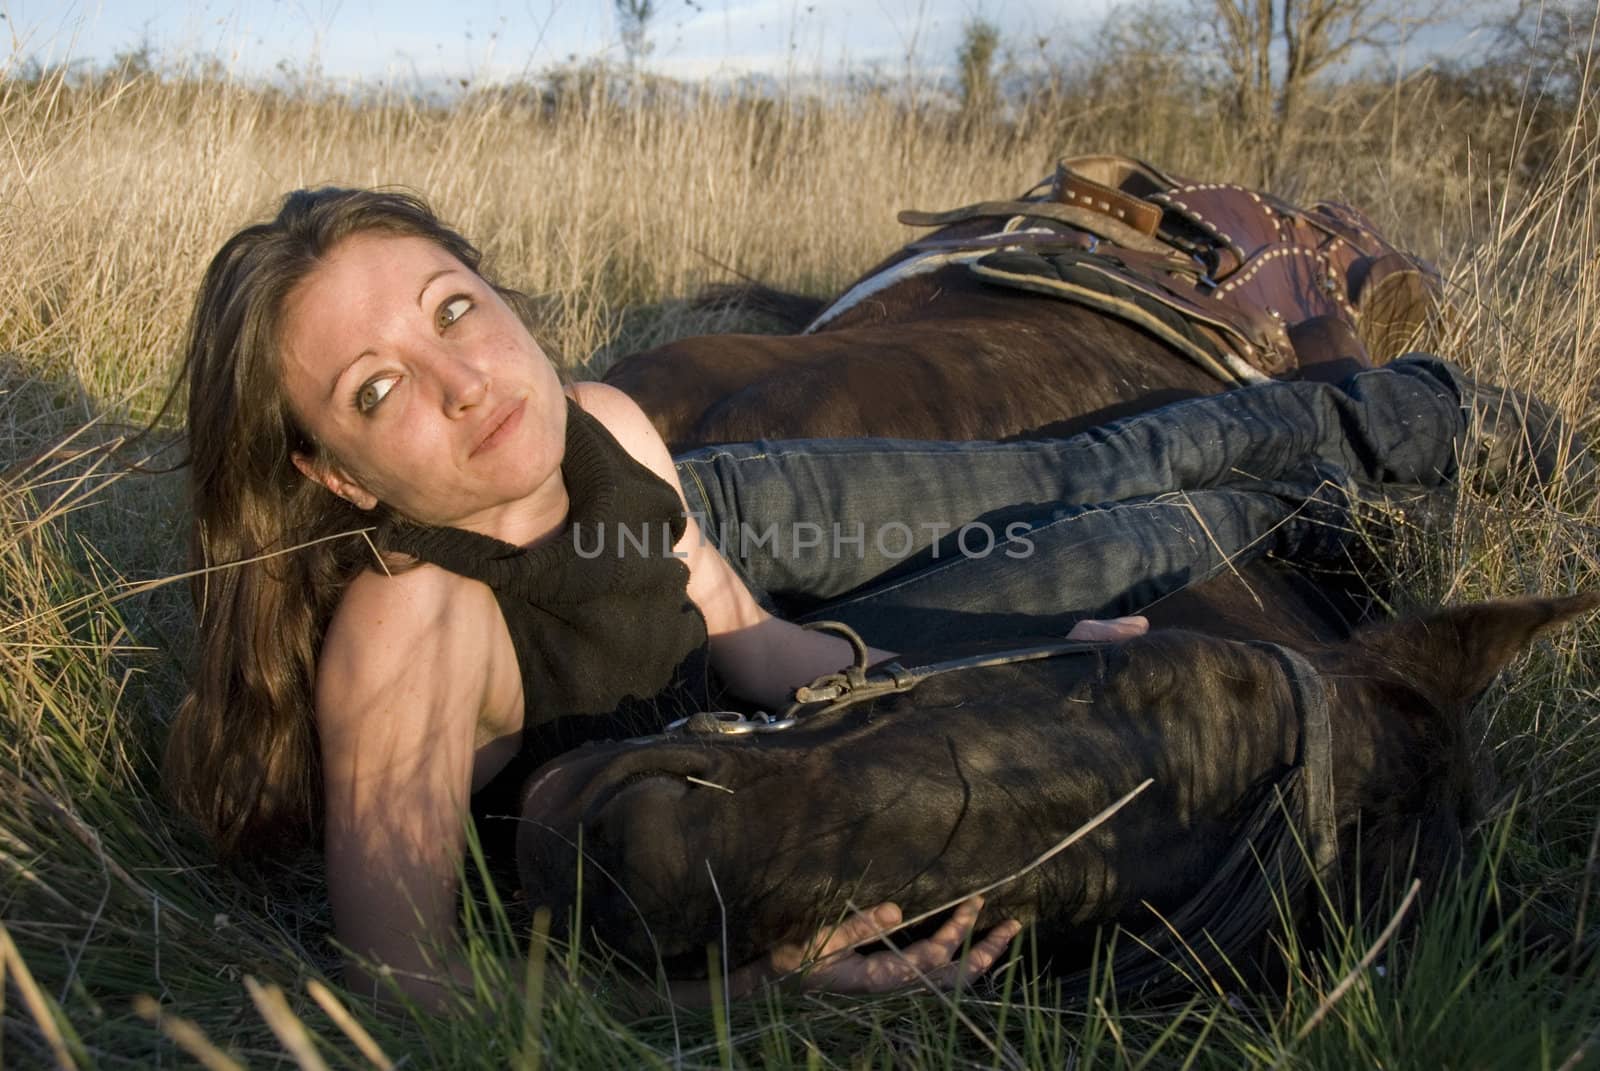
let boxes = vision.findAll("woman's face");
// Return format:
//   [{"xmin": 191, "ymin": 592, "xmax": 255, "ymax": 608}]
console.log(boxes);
[{"xmin": 278, "ymin": 232, "xmax": 568, "ymax": 541}]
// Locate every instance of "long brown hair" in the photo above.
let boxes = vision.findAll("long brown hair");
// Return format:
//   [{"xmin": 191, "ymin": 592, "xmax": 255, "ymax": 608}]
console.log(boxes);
[{"xmin": 164, "ymin": 188, "xmax": 527, "ymax": 862}]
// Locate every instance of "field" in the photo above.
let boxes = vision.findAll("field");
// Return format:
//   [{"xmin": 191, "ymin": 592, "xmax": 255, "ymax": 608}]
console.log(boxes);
[{"xmin": 2, "ymin": 50, "xmax": 1600, "ymax": 1068}]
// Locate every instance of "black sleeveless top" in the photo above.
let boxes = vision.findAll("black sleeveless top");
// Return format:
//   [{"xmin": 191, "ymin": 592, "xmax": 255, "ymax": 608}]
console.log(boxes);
[{"xmin": 377, "ymin": 398, "xmax": 716, "ymax": 879}]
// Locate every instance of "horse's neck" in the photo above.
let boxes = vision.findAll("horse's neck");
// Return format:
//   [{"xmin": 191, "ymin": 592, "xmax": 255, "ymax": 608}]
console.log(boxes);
[{"xmin": 1144, "ymin": 563, "xmax": 1363, "ymax": 648}]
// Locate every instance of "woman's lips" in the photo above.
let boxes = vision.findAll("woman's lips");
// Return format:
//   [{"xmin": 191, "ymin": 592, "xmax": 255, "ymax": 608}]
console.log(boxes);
[{"xmin": 471, "ymin": 398, "xmax": 526, "ymax": 457}]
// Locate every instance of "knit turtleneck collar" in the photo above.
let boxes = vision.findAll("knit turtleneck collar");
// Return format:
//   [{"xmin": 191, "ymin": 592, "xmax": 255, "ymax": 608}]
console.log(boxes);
[
  {"xmin": 376, "ymin": 397, "xmax": 632, "ymax": 601},
  {"xmin": 371, "ymin": 393, "xmax": 709, "ymax": 723}
]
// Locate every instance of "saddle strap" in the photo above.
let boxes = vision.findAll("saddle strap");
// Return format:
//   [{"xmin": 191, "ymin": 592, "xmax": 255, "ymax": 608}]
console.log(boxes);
[
  {"xmin": 970, "ymin": 249, "xmax": 1279, "ymax": 384},
  {"xmin": 897, "ymin": 200, "xmax": 1179, "ymax": 258}
]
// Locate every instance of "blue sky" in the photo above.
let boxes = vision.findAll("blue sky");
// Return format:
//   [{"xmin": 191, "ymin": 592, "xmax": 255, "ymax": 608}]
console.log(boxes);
[{"xmin": 8, "ymin": 0, "xmax": 1124, "ymax": 85}]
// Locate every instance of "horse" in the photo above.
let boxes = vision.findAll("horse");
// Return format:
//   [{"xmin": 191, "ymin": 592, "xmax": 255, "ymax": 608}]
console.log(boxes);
[{"xmin": 515, "ymin": 561, "xmax": 1592, "ymax": 985}]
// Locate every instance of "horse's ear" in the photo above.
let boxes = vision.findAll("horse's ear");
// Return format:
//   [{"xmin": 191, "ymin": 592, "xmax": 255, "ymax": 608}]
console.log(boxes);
[{"xmin": 1363, "ymin": 592, "xmax": 1599, "ymax": 708}]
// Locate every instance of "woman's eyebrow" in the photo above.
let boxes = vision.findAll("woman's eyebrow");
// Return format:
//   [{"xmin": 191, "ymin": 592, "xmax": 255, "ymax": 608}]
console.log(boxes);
[
  {"xmin": 329, "ymin": 350, "xmax": 374, "ymax": 401},
  {"xmin": 417, "ymin": 267, "xmax": 456, "ymax": 307}
]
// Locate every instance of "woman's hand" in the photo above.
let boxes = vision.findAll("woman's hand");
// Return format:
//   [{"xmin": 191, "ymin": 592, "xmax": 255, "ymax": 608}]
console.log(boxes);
[
  {"xmin": 724, "ymin": 896, "xmax": 1021, "ymax": 997},
  {"xmin": 1066, "ymin": 615, "xmax": 1148, "ymax": 642}
]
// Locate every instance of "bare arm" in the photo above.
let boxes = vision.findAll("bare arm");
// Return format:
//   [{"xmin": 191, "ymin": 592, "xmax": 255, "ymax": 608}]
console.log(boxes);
[{"xmin": 315, "ymin": 566, "xmax": 509, "ymax": 1011}]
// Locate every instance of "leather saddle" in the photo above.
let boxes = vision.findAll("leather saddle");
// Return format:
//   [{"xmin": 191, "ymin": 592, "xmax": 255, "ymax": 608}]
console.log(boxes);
[{"xmin": 898, "ymin": 153, "xmax": 1449, "ymax": 384}]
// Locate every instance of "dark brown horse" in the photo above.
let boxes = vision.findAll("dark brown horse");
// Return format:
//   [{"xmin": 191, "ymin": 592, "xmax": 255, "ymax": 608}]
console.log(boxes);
[
  {"xmin": 605, "ymin": 154, "xmax": 1443, "ymax": 448},
  {"xmin": 517, "ymin": 568, "xmax": 1593, "ymax": 984}
]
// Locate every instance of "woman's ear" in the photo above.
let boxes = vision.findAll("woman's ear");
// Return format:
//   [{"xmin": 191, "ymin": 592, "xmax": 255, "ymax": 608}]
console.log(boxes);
[{"xmin": 291, "ymin": 450, "xmax": 379, "ymax": 511}]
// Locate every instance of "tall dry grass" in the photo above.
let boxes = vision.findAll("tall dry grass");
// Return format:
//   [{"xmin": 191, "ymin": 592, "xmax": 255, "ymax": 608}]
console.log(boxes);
[
  {"xmin": 0, "ymin": 59, "xmax": 1559, "ymax": 405},
  {"xmin": 2, "ymin": 54, "xmax": 1599, "ymax": 1067}
]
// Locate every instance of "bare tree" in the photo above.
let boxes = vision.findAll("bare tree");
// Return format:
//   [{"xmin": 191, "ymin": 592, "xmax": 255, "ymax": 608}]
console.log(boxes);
[
  {"xmin": 1492, "ymin": 0, "xmax": 1598, "ymax": 105},
  {"xmin": 616, "ymin": 0, "xmax": 657, "ymax": 71},
  {"xmin": 1200, "ymin": 0, "xmax": 1452, "ymax": 176},
  {"xmin": 957, "ymin": 18, "xmax": 1003, "ymax": 123}
]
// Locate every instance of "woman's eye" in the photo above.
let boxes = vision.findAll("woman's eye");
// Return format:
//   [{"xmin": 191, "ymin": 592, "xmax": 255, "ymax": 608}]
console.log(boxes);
[
  {"xmin": 355, "ymin": 376, "xmax": 398, "ymax": 414},
  {"xmin": 437, "ymin": 295, "xmax": 473, "ymax": 330}
]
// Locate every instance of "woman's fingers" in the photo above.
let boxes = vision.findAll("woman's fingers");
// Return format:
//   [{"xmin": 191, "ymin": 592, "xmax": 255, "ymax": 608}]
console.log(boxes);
[
  {"xmin": 764, "ymin": 902, "xmax": 897, "ymax": 975},
  {"xmin": 786, "ymin": 896, "xmax": 1021, "ymax": 993},
  {"xmin": 924, "ymin": 918, "xmax": 1023, "ymax": 989},
  {"xmin": 825, "ymin": 901, "xmax": 902, "ymax": 956},
  {"xmin": 901, "ymin": 896, "xmax": 985, "ymax": 970},
  {"xmin": 1067, "ymin": 615, "xmax": 1149, "ymax": 642}
]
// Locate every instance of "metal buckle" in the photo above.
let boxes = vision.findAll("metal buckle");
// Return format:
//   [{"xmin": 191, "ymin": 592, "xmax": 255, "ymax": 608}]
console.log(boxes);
[{"xmin": 661, "ymin": 710, "xmax": 799, "ymax": 736}]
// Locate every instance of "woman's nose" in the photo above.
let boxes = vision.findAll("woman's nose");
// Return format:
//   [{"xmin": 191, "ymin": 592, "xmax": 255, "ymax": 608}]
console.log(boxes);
[{"xmin": 434, "ymin": 354, "xmax": 489, "ymax": 414}]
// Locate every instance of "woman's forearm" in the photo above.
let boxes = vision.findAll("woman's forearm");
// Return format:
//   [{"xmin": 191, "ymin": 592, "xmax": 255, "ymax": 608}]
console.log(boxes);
[{"xmin": 710, "ymin": 615, "xmax": 896, "ymax": 710}]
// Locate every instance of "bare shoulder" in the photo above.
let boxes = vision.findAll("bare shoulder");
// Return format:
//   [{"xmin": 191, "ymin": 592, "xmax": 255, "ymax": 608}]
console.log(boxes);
[
  {"xmin": 568, "ymin": 381, "xmax": 676, "ymax": 479},
  {"xmin": 316, "ymin": 562, "xmax": 505, "ymax": 735},
  {"xmin": 327, "ymin": 561, "xmax": 495, "ymax": 660}
]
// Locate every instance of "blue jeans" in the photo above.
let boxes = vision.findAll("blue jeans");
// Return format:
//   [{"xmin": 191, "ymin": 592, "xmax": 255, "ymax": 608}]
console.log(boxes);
[{"xmin": 672, "ymin": 356, "xmax": 1468, "ymax": 648}]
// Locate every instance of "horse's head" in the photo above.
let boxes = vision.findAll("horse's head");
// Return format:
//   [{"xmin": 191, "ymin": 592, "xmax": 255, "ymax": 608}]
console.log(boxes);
[
  {"xmin": 516, "ymin": 592, "xmax": 1595, "ymax": 977},
  {"xmin": 1311, "ymin": 591, "xmax": 1600, "ymax": 896}
]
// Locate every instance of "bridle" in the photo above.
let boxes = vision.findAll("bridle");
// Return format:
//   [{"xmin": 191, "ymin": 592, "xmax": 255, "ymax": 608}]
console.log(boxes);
[{"xmin": 1249, "ymin": 639, "xmax": 1340, "ymax": 885}]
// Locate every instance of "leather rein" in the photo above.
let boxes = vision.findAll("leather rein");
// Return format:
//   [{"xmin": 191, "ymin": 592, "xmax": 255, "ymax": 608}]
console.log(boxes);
[{"xmin": 661, "ymin": 620, "xmax": 1110, "ymax": 738}]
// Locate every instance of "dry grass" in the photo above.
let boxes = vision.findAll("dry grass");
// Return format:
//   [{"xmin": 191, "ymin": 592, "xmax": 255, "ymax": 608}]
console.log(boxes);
[
  {"xmin": 2, "ymin": 54, "xmax": 1599, "ymax": 1068},
  {"xmin": 0, "ymin": 59, "xmax": 1562, "ymax": 403}
]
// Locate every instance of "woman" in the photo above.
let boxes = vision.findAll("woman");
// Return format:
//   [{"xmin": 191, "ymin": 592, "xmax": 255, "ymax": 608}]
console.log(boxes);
[{"xmin": 163, "ymin": 187, "xmax": 1498, "ymax": 1011}]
